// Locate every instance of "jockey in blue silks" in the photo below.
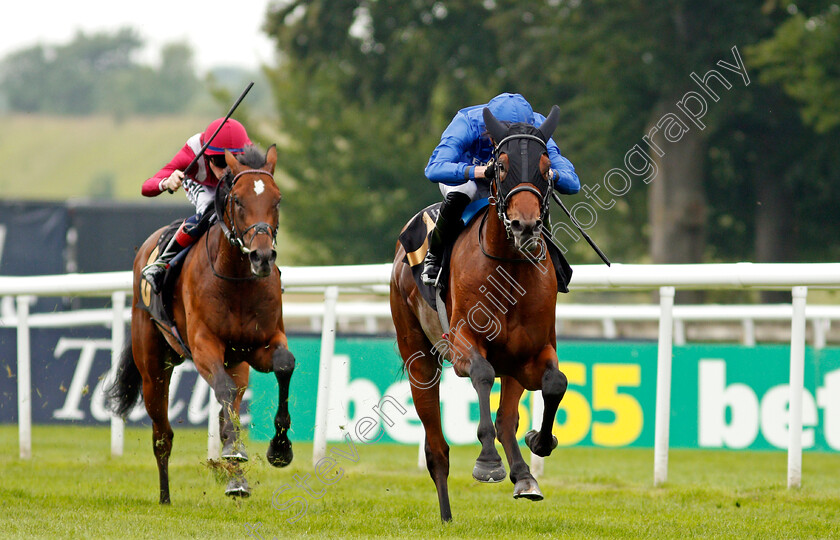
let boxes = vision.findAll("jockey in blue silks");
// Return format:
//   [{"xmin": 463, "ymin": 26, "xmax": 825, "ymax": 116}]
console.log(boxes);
[{"xmin": 421, "ymin": 92, "xmax": 580, "ymax": 286}]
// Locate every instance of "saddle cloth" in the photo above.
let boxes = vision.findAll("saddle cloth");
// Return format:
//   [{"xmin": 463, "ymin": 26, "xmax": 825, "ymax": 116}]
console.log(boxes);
[{"xmin": 136, "ymin": 219, "xmax": 194, "ymax": 357}]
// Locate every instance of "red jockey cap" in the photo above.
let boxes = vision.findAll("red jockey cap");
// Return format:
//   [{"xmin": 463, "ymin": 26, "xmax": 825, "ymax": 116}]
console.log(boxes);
[{"xmin": 202, "ymin": 118, "xmax": 251, "ymax": 155}]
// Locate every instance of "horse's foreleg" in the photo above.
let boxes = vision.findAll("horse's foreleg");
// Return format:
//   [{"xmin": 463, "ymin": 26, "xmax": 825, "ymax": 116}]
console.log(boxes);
[
  {"xmin": 219, "ymin": 361, "xmax": 249, "ymax": 462},
  {"xmin": 204, "ymin": 361, "xmax": 252, "ymax": 497},
  {"xmin": 469, "ymin": 352, "xmax": 506, "ymax": 483},
  {"xmin": 496, "ymin": 376, "xmax": 543, "ymax": 500},
  {"xmin": 525, "ymin": 346, "xmax": 567, "ymax": 458},
  {"xmin": 267, "ymin": 345, "xmax": 295, "ymax": 467},
  {"xmin": 210, "ymin": 371, "xmax": 245, "ymax": 461},
  {"xmin": 197, "ymin": 350, "xmax": 245, "ymax": 463}
]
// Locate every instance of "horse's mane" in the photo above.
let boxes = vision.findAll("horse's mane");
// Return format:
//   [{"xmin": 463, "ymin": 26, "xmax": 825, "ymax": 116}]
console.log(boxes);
[
  {"xmin": 218, "ymin": 145, "xmax": 267, "ymax": 186},
  {"xmin": 236, "ymin": 145, "xmax": 266, "ymax": 169}
]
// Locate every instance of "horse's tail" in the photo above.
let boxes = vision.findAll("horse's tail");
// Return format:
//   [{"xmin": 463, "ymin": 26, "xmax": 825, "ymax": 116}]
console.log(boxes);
[{"xmin": 104, "ymin": 335, "xmax": 142, "ymax": 418}]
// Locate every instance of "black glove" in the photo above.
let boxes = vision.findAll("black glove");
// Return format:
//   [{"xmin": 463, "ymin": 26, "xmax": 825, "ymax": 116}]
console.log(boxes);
[{"xmin": 484, "ymin": 159, "xmax": 496, "ymax": 180}]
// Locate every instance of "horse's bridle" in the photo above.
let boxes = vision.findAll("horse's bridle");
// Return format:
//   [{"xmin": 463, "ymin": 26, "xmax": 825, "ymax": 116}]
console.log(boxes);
[
  {"xmin": 489, "ymin": 132, "xmax": 553, "ymax": 238},
  {"xmin": 214, "ymin": 168, "xmax": 279, "ymax": 255}
]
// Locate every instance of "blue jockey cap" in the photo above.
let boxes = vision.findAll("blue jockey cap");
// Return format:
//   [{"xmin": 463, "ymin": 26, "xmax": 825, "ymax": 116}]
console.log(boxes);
[{"xmin": 486, "ymin": 93, "xmax": 535, "ymax": 125}]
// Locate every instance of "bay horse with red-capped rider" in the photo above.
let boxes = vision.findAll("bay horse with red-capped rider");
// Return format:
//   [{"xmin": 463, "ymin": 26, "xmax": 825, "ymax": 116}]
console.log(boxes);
[{"xmin": 107, "ymin": 144, "xmax": 294, "ymax": 502}]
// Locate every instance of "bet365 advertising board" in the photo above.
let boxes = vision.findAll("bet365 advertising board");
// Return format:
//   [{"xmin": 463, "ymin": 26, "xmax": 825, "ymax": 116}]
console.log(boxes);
[
  {"xmin": 248, "ymin": 337, "xmax": 840, "ymax": 452},
  {"xmin": 2, "ymin": 330, "xmax": 839, "ymax": 451}
]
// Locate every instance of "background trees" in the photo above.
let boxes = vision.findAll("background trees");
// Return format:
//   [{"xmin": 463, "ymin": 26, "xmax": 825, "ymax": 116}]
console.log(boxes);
[
  {"xmin": 0, "ymin": 28, "xmax": 198, "ymax": 116},
  {"xmin": 262, "ymin": 0, "xmax": 840, "ymax": 268},
  {"xmin": 1, "ymin": 2, "xmax": 838, "ymax": 269}
]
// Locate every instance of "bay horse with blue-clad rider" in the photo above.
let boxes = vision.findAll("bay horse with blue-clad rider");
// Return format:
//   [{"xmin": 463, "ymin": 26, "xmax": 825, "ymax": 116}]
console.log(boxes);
[{"xmin": 391, "ymin": 106, "xmax": 568, "ymax": 521}]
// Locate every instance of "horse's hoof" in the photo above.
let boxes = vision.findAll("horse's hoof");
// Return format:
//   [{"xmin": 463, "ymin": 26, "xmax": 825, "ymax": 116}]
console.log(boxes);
[
  {"xmin": 525, "ymin": 429, "xmax": 558, "ymax": 457},
  {"xmin": 225, "ymin": 476, "xmax": 251, "ymax": 498},
  {"xmin": 222, "ymin": 441, "xmax": 249, "ymax": 462},
  {"xmin": 267, "ymin": 437, "xmax": 293, "ymax": 468},
  {"xmin": 472, "ymin": 460, "xmax": 507, "ymax": 483},
  {"xmin": 513, "ymin": 477, "xmax": 544, "ymax": 501}
]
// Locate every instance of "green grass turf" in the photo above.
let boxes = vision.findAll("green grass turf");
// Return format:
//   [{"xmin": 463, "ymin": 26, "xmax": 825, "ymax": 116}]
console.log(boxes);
[{"xmin": 1, "ymin": 425, "xmax": 838, "ymax": 539}]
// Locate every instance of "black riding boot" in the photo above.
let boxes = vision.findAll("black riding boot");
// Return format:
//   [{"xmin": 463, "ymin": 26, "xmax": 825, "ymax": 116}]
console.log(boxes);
[
  {"xmin": 421, "ymin": 191, "xmax": 471, "ymax": 287},
  {"xmin": 142, "ymin": 235, "xmax": 186, "ymax": 294}
]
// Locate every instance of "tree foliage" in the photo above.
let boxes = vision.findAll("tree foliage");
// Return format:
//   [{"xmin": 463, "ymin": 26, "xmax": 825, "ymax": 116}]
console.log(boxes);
[
  {"xmin": 264, "ymin": 0, "xmax": 585, "ymax": 263},
  {"xmin": 263, "ymin": 0, "xmax": 840, "ymax": 266},
  {"xmin": 264, "ymin": 0, "xmax": 505, "ymax": 263},
  {"xmin": 748, "ymin": 2, "xmax": 840, "ymax": 133},
  {"xmin": 0, "ymin": 28, "xmax": 198, "ymax": 116}
]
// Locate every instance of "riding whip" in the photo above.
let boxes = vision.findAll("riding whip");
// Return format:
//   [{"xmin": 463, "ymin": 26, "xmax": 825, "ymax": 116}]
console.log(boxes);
[{"xmin": 551, "ymin": 191, "xmax": 611, "ymax": 266}]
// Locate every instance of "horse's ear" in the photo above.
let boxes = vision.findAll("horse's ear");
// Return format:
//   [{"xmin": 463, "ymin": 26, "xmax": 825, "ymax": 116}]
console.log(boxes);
[
  {"xmin": 265, "ymin": 144, "xmax": 277, "ymax": 174},
  {"xmin": 224, "ymin": 150, "xmax": 240, "ymax": 172},
  {"xmin": 483, "ymin": 107, "xmax": 507, "ymax": 144},
  {"xmin": 538, "ymin": 105, "xmax": 560, "ymax": 142}
]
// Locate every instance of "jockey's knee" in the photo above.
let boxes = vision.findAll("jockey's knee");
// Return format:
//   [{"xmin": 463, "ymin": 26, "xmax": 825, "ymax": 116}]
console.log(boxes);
[
  {"xmin": 440, "ymin": 180, "xmax": 478, "ymax": 200},
  {"xmin": 174, "ymin": 224, "xmax": 193, "ymax": 247},
  {"xmin": 175, "ymin": 214, "xmax": 207, "ymax": 246}
]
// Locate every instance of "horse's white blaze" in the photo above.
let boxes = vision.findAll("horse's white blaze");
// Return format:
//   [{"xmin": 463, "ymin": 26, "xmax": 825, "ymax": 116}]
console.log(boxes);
[{"xmin": 254, "ymin": 180, "xmax": 265, "ymax": 196}]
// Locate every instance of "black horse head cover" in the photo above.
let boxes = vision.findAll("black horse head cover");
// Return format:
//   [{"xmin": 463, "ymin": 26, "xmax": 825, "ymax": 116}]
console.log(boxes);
[{"xmin": 483, "ymin": 105, "xmax": 561, "ymax": 201}]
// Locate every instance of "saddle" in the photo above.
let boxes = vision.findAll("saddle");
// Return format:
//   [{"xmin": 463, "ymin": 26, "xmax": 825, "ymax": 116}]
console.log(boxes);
[
  {"xmin": 137, "ymin": 220, "xmax": 194, "ymax": 357},
  {"xmin": 399, "ymin": 199, "xmax": 572, "ymax": 311}
]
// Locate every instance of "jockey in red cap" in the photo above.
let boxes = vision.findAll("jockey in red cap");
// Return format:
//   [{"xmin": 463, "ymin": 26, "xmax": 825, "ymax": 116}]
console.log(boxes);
[{"xmin": 140, "ymin": 118, "xmax": 252, "ymax": 293}]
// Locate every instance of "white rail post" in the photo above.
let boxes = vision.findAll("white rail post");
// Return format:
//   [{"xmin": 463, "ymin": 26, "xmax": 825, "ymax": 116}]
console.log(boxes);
[
  {"xmin": 313, "ymin": 286, "xmax": 339, "ymax": 466},
  {"xmin": 673, "ymin": 319, "xmax": 686, "ymax": 346},
  {"xmin": 208, "ymin": 396, "xmax": 222, "ymax": 460},
  {"xmin": 417, "ymin": 433, "xmax": 426, "ymax": 469},
  {"xmin": 653, "ymin": 286, "xmax": 675, "ymax": 486},
  {"xmin": 742, "ymin": 319, "xmax": 756, "ymax": 347},
  {"xmin": 602, "ymin": 318, "xmax": 617, "ymax": 339},
  {"xmin": 110, "ymin": 291, "xmax": 126, "ymax": 457},
  {"xmin": 813, "ymin": 318, "xmax": 828, "ymax": 350},
  {"xmin": 788, "ymin": 286, "xmax": 807, "ymax": 488},
  {"xmin": 16, "ymin": 296, "xmax": 32, "ymax": 459},
  {"xmin": 530, "ymin": 390, "xmax": 545, "ymax": 478}
]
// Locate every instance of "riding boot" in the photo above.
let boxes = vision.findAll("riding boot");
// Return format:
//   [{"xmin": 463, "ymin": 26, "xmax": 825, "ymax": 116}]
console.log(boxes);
[
  {"xmin": 421, "ymin": 191, "xmax": 471, "ymax": 287},
  {"xmin": 142, "ymin": 234, "xmax": 186, "ymax": 294}
]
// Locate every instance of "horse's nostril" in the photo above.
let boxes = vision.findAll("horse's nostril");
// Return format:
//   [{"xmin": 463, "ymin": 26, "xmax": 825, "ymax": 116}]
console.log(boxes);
[
  {"xmin": 535, "ymin": 219, "xmax": 543, "ymax": 231},
  {"xmin": 517, "ymin": 220, "xmax": 540, "ymax": 239},
  {"xmin": 249, "ymin": 251, "xmax": 267, "ymax": 269},
  {"xmin": 249, "ymin": 249, "xmax": 277, "ymax": 269},
  {"xmin": 511, "ymin": 220, "xmax": 522, "ymax": 232}
]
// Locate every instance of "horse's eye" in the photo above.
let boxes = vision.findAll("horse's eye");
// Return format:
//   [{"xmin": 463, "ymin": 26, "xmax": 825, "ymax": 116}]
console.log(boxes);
[{"xmin": 233, "ymin": 196, "xmax": 243, "ymax": 208}]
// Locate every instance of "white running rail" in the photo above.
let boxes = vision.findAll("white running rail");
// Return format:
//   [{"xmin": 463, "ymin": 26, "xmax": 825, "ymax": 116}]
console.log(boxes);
[{"xmin": 4, "ymin": 262, "xmax": 840, "ymax": 490}]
